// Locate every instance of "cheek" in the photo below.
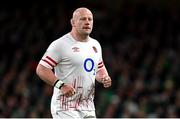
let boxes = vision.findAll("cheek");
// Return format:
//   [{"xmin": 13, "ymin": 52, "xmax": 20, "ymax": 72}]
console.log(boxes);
[
  {"xmin": 91, "ymin": 23, "xmax": 93, "ymax": 28},
  {"xmin": 76, "ymin": 22, "xmax": 82, "ymax": 28},
  {"xmin": 77, "ymin": 25, "xmax": 82, "ymax": 31}
]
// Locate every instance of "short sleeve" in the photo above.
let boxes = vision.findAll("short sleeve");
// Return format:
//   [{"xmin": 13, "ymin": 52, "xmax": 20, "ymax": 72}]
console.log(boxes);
[
  {"xmin": 95, "ymin": 40, "xmax": 105, "ymax": 71},
  {"xmin": 39, "ymin": 40, "xmax": 62, "ymax": 69}
]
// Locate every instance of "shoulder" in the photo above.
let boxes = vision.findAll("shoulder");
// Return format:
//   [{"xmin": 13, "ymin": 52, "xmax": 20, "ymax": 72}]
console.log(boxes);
[
  {"xmin": 89, "ymin": 37, "xmax": 100, "ymax": 44},
  {"xmin": 52, "ymin": 33, "xmax": 69, "ymax": 44},
  {"xmin": 89, "ymin": 37, "xmax": 101, "ymax": 47},
  {"xmin": 47, "ymin": 33, "xmax": 71, "ymax": 51},
  {"xmin": 50, "ymin": 33, "xmax": 73, "ymax": 46}
]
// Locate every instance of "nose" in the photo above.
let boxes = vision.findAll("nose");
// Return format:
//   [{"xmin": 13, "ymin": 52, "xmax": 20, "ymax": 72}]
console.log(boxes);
[
  {"xmin": 85, "ymin": 22, "xmax": 90, "ymax": 25},
  {"xmin": 86, "ymin": 18, "xmax": 90, "ymax": 24}
]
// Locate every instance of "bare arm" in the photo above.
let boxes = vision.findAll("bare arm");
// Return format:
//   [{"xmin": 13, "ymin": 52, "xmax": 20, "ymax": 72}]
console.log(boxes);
[
  {"xmin": 36, "ymin": 64, "xmax": 57, "ymax": 86},
  {"xmin": 36, "ymin": 64, "xmax": 76, "ymax": 97},
  {"xmin": 96, "ymin": 66, "xmax": 112, "ymax": 88}
]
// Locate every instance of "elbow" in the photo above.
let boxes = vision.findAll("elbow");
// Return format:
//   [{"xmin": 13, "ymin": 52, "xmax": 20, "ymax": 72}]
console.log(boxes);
[
  {"xmin": 36, "ymin": 64, "xmax": 44, "ymax": 81},
  {"xmin": 36, "ymin": 64, "xmax": 41, "ymax": 77}
]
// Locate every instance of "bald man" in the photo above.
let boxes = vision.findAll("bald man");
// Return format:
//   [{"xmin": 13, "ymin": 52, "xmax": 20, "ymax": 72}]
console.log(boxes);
[{"xmin": 36, "ymin": 7, "xmax": 111, "ymax": 118}]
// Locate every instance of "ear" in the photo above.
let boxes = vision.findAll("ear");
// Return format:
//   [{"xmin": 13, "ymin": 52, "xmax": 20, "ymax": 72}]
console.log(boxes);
[{"xmin": 71, "ymin": 19, "xmax": 75, "ymax": 27}]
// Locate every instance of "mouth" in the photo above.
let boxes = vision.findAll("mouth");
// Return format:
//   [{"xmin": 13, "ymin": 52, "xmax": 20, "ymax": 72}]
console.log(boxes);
[{"xmin": 83, "ymin": 27, "xmax": 91, "ymax": 30}]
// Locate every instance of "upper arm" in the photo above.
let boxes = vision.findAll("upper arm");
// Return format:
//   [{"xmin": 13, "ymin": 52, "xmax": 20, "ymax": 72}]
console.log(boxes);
[
  {"xmin": 36, "ymin": 63, "xmax": 52, "ymax": 76},
  {"xmin": 38, "ymin": 40, "xmax": 63, "ymax": 69}
]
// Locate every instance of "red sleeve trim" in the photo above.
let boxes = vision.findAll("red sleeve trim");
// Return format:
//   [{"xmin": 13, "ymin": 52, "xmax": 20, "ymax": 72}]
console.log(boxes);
[
  {"xmin": 42, "ymin": 59, "xmax": 53, "ymax": 68},
  {"xmin": 98, "ymin": 61, "xmax": 103, "ymax": 65},
  {"xmin": 46, "ymin": 56, "xmax": 58, "ymax": 65},
  {"xmin": 98, "ymin": 64, "xmax": 104, "ymax": 69}
]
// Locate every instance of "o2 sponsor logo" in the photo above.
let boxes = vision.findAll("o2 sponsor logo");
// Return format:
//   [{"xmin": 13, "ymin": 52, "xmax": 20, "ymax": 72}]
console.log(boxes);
[{"xmin": 84, "ymin": 58, "xmax": 95, "ymax": 75}]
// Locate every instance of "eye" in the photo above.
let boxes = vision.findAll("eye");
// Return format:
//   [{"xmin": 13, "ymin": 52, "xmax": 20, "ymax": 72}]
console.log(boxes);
[
  {"xmin": 80, "ymin": 17, "xmax": 93, "ymax": 21},
  {"xmin": 80, "ymin": 17, "xmax": 86, "ymax": 21},
  {"xmin": 88, "ymin": 18, "xmax": 93, "ymax": 21}
]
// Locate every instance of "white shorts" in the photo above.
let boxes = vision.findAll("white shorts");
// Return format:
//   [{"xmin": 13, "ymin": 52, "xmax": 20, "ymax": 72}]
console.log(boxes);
[{"xmin": 52, "ymin": 110, "xmax": 96, "ymax": 119}]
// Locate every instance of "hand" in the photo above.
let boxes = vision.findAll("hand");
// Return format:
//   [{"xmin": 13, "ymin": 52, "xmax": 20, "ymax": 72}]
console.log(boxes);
[
  {"xmin": 101, "ymin": 76, "xmax": 111, "ymax": 88},
  {"xmin": 60, "ymin": 84, "xmax": 76, "ymax": 97}
]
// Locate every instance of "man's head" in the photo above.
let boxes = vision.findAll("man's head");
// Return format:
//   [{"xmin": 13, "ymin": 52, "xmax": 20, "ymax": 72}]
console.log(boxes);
[{"xmin": 71, "ymin": 7, "xmax": 93, "ymax": 36}]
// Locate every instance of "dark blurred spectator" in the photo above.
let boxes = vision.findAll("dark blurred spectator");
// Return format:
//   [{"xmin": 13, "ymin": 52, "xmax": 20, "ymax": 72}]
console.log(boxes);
[{"xmin": 0, "ymin": 0, "xmax": 180, "ymax": 118}]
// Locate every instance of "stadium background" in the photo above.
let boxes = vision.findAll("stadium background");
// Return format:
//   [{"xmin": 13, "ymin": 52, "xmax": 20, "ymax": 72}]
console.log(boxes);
[{"xmin": 0, "ymin": 0, "xmax": 180, "ymax": 118}]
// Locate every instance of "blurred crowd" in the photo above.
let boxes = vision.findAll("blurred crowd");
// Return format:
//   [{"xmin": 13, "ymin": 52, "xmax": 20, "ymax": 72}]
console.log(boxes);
[{"xmin": 0, "ymin": 0, "xmax": 180, "ymax": 118}]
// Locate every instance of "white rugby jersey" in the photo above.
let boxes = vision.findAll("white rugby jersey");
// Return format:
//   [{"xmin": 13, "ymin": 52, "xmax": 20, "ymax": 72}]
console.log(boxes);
[{"xmin": 39, "ymin": 33, "xmax": 105, "ymax": 112}]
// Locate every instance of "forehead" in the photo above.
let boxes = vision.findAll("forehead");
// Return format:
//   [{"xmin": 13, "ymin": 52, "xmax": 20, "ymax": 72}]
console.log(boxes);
[{"xmin": 73, "ymin": 8, "xmax": 93, "ymax": 19}]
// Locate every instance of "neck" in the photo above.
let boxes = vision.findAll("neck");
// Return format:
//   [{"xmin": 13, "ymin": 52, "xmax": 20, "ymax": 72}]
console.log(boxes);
[{"xmin": 70, "ymin": 31, "xmax": 89, "ymax": 42}]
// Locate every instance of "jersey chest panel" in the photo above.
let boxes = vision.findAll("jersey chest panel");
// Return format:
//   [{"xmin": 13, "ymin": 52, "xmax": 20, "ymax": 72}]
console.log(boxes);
[{"xmin": 60, "ymin": 42, "xmax": 100, "ymax": 73}]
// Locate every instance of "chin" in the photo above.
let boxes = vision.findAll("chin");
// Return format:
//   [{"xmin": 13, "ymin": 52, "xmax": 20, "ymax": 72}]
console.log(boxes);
[
  {"xmin": 83, "ymin": 32, "xmax": 91, "ymax": 35},
  {"xmin": 85, "ymin": 30, "xmax": 92, "ymax": 34}
]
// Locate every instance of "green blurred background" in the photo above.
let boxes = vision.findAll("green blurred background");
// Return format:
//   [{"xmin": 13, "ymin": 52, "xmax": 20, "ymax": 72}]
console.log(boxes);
[{"xmin": 0, "ymin": 0, "xmax": 180, "ymax": 118}]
